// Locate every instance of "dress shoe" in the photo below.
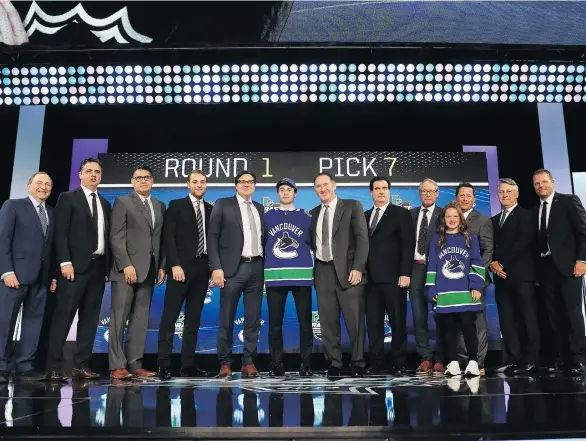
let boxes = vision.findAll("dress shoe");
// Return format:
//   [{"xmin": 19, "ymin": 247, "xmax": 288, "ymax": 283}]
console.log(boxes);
[
  {"xmin": 352, "ymin": 365, "xmax": 364, "ymax": 378},
  {"xmin": 392, "ymin": 366, "xmax": 407, "ymax": 376},
  {"xmin": 180, "ymin": 366, "xmax": 210, "ymax": 377},
  {"xmin": 72, "ymin": 368, "xmax": 99, "ymax": 379},
  {"xmin": 0, "ymin": 371, "xmax": 9, "ymax": 383},
  {"xmin": 110, "ymin": 368, "xmax": 133, "ymax": 380},
  {"xmin": 327, "ymin": 366, "xmax": 342, "ymax": 380},
  {"xmin": 44, "ymin": 369, "xmax": 68, "ymax": 382},
  {"xmin": 365, "ymin": 366, "xmax": 385, "ymax": 375},
  {"xmin": 416, "ymin": 360, "xmax": 432, "ymax": 374},
  {"xmin": 513, "ymin": 364, "xmax": 537, "ymax": 375},
  {"xmin": 241, "ymin": 364, "xmax": 259, "ymax": 378},
  {"xmin": 495, "ymin": 364, "xmax": 517, "ymax": 374},
  {"xmin": 432, "ymin": 362, "xmax": 446, "ymax": 374},
  {"xmin": 218, "ymin": 364, "xmax": 232, "ymax": 379},
  {"xmin": 269, "ymin": 364, "xmax": 285, "ymax": 377},
  {"xmin": 570, "ymin": 362, "xmax": 586, "ymax": 376},
  {"xmin": 299, "ymin": 366, "xmax": 312, "ymax": 377},
  {"xmin": 131, "ymin": 368, "xmax": 156, "ymax": 377},
  {"xmin": 15, "ymin": 370, "xmax": 45, "ymax": 381},
  {"xmin": 158, "ymin": 368, "xmax": 172, "ymax": 380}
]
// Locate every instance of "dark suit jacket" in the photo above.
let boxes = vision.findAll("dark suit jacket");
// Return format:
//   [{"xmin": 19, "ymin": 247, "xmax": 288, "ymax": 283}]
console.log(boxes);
[
  {"xmin": 109, "ymin": 192, "xmax": 166, "ymax": 283},
  {"xmin": 534, "ymin": 192, "xmax": 586, "ymax": 277},
  {"xmin": 0, "ymin": 197, "xmax": 55, "ymax": 286},
  {"xmin": 410, "ymin": 205, "xmax": 442, "ymax": 259},
  {"xmin": 365, "ymin": 204, "xmax": 414, "ymax": 284},
  {"xmin": 55, "ymin": 187, "xmax": 111, "ymax": 275},
  {"xmin": 465, "ymin": 208, "xmax": 494, "ymax": 268},
  {"xmin": 310, "ymin": 198, "xmax": 369, "ymax": 289},
  {"xmin": 163, "ymin": 196, "xmax": 213, "ymax": 269},
  {"xmin": 491, "ymin": 205, "xmax": 535, "ymax": 283},
  {"xmin": 208, "ymin": 195, "xmax": 266, "ymax": 278}
]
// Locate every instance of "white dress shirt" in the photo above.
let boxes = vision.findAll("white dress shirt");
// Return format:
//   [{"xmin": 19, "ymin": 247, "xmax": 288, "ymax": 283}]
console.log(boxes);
[
  {"xmin": 316, "ymin": 196, "xmax": 338, "ymax": 262},
  {"xmin": 61, "ymin": 185, "xmax": 105, "ymax": 267},
  {"xmin": 1, "ymin": 196, "xmax": 49, "ymax": 280},
  {"xmin": 237, "ymin": 194, "xmax": 262, "ymax": 257},
  {"xmin": 369, "ymin": 202, "xmax": 389, "ymax": 228},
  {"xmin": 539, "ymin": 192, "xmax": 555, "ymax": 257},
  {"xmin": 189, "ymin": 194, "xmax": 207, "ymax": 253},
  {"xmin": 463, "ymin": 208, "xmax": 473, "ymax": 220},
  {"xmin": 136, "ymin": 192, "xmax": 155, "ymax": 228},
  {"xmin": 414, "ymin": 204, "xmax": 435, "ymax": 261}
]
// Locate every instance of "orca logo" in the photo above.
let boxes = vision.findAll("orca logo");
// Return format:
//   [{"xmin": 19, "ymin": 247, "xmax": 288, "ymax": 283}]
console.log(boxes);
[
  {"xmin": 442, "ymin": 255, "xmax": 465, "ymax": 280},
  {"xmin": 273, "ymin": 231, "xmax": 299, "ymax": 259}
]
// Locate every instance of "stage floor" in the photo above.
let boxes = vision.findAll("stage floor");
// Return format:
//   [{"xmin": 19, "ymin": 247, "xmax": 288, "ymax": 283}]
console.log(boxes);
[{"xmin": 0, "ymin": 372, "xmax": 586, "ymax": 440}]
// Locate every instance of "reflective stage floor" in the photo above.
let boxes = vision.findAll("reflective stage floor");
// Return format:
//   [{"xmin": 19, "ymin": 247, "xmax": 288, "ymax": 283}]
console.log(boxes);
[{"xmin": 1, "ymin": 372, "xmax": 586, "ymax": 440}]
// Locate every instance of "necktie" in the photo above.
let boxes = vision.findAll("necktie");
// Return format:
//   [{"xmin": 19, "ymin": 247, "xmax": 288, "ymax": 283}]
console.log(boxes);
[
  {"xmin": 417, "ymin": 208, "xmax": 429, "ymax": 256},
  {"xmin": 370, "ymin": 208, "xmax": 381, "ymax": 236},
  {"xmin": 90, "ymin": 193, "xmax": 98, "ymax": 250},
  {"xmin": 539, "ymin": 201, "xmax": 549, "ymax": 254},
  {"xmin": 322, "ymin": 205, "xmax": 331, "ymax": 261},
  {"xmin": 499, "ymin": 209, "xmax": 508, "ymax": 228},
  {"xmin": 144, "ymin": 199, "xmax": 154, "ymax": 229},
  {"xmin": 246, "ymin": 201, "xmax": 260, "ymax": 256},
  {"xmin": 37, "ymin": 204, "xmax": 47, "ymax": 237},
  {"xmin": 195, "ymin": 200, "xmax": 205, "ymax": 256}
]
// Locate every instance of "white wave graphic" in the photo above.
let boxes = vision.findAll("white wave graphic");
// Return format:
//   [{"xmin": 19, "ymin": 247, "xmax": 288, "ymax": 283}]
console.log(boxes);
[{"xmin": 23, "ymin": 1, "xmax": 152, "ymax": 44}]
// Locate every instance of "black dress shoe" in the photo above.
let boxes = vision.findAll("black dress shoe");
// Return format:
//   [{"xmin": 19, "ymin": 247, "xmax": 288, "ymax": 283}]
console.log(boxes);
[
  {"xmin": 365, "ymin": 366, "xmax": 385, "ymax": 376},
  {"xmin": 0, "ymin": 371, "xmax": 9, "ymax": 383},
  {"xmin": 180, "ymin": 366, "xmax": 210, "ymax": 377},
  {"xmin": 570, "ymin": 363, "xmax": 586, "ymax": 376},
  {"xmin": 494, "ymin": 364, "xmax": 517, "ymax": 374},
  {"xmin": 44, "ymin": 369, "xmax": 68, "ymax": 382},
  {"xmin": 269, "ymin": 364, "xmax": 285, "ymax": 377},
  {"xmin": 299, "ymin": 366, "xmax": 312, "ymax": 377},
  {"xmin": 327, "ymin": 366, "xmax": 342, "ymax": 380},
  {"xmin": 352, "ymin": 366, "xmax": 364, "ymax": 378},
  {"xmin": 513, "ymin": 364, "xmax": 537, "ymax": 375},
  {"xmin": 157, "ymin": 368, "xmax": 172, "ymax": 380},
  {"xmin": 392, "ymin": 366, "xmax": 407, "ymax": 375},
  {"xmin": 15, "ymin": 370, "xmax": 45, "ymax": 381},
  {"xmin": 542, "ymin": 362, "xmax": 563, "ymax": 374}
]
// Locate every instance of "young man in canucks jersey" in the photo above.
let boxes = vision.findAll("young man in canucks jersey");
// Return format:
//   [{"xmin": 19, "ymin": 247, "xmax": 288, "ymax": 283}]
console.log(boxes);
[{"xmin": 264, "ymin": 178, "xmax": 313, "ymax": 377}]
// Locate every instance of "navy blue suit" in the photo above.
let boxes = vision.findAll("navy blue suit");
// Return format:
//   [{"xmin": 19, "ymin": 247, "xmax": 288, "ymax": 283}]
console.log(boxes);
[{"xmin": 0, "ymin": 197, "xmax": 54, "ymax": 373}]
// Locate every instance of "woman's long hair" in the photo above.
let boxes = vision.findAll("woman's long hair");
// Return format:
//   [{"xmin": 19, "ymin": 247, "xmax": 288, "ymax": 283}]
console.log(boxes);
[{"xmin": 438, "ymin": 200, "xmax": 471, "ymax": 248}]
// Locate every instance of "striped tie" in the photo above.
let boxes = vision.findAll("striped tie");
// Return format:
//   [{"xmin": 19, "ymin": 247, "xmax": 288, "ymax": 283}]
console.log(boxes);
[
  {"xmin": 195, "ymin": 200, "xmax": 205, "ymax": 256},
  {"xmin": 38, "ymin": 204, "xmax": 47, "ymax": 237}
]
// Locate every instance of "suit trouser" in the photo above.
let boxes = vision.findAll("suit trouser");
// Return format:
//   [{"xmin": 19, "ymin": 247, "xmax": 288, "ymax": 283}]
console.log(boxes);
[
  {"xmin": 538, "ymin": 256, "xmax": 586, "ymax": 365},
  {"xmin": 494, "ymin": 279, "xmax": 540, "ymax": 366},
  {"xmin": 409, "ymin": 263, "xmax": 435, "ymax": 361},
  {"xmin": 109, "ymin": 259, "xmax": 156, "ymax": 371},
  {"xmin": 266, "ymin": 285, "xmax": 313, "ymax": 369},
  {"xmin": 216, "ymin": 260, "xmax": 264, "ymax": 367},
  {"xmin": 46, "ymin": 257, "xmax": 106, "ymax": 370},
  {"xmin": 455, "ymin": 286, "xmax": 488, "ymax": 367},
  {"xmin": 0, "ymin": 281, "xmax": 46, "ymax": 372},
  {"xmin": 365, "ymin": 281, "xmax": 407, "ymax": 368},
  {"xmin": 314, "ymin": 260, "xmax": 365, "ymax": 369},
  {"xmin": 158, "ymin": 257, "xmax": 209, "ymax": 369}
]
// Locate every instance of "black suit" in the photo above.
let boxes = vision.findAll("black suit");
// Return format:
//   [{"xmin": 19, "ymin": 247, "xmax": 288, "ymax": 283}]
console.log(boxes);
[
  {"xmin": 46, "ymin": 187, "xmax": 111, "ymax": 371},
  {"xmin": 535, "ymin": 192, "xmax": 586, "ymax": 365},
  {"xmin": 365, "ymin": 204, "xmax": 414, "ymax": 369},
  {"xmin": 157, "ymin": 196, "xmax": 212, "ymax": 369},
  {"xmin": 409, "ymin": 205, "xmax": 442, "ymax": 362},
  {"xmin": 492, "ymin": 205, "xmax": 540, "ymax": 366}
]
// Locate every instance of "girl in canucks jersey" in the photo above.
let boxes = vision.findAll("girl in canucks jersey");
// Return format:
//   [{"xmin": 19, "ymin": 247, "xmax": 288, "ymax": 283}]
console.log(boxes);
[{"xmin": 425, "ymin": 201, "xmax": 486, "ymax": 377}]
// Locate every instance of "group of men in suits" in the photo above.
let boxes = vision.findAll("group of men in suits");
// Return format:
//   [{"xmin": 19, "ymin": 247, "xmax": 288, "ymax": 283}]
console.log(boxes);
[{"xmin": 1, "ymin": 161, "xmax": 585, "ymax": 382}]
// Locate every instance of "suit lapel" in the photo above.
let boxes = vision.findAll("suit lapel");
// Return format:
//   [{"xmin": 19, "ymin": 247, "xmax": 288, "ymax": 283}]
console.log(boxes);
[
  {"xmin": 204, "ymin": 200, "xmax": 212, "ymax": 225},
  {"xmin": 332, "ymin": 199, "xmax": 345, "ymax": 236},
  {"xmin": 153, "ymin": 199, "xmax": 163, "ymax": 230},
  {"xmin": 429, "ymin": 206, "xmax": 440, "ymax": 229},
  {"xmin": 46, "ymin": 206, "xmax": 54, "ymax": 240},
  {"xmin": 76, "ymin": 187, "xmax": 93, "ymax": 223},
  {"xmin": 231, "ymin": 196, "xmax": 244, "ymax": 232},
  {"xmin": 23, "ymin": 197, "xmax": 44, "ymax": 237},
  {"xmin": 130, "ymin": 192, "xmax": 153, "ymax": 229},
  {"xmin": 311, "ymin": 205, "xmax": 319, "ymax": 249},
  {"xmin": 183, "ymin": 196, "xmax": 198, "ymax": 225},
  {"xmin": 549, "ymin": 193, "xmax": 560, "ymax": 231}
]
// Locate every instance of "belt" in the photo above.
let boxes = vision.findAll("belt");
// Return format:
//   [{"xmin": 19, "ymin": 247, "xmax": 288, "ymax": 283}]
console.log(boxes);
[
  {"xmin": 91, "ymin": 254, "xmax": 105, "ymax": 260},
  {"xmin": 240, "ymin": 256, "xmax": 262, "ymax": 263},
  {"xmin": 316, "ymin": 259, "xmax": 333, "ymax": 264},
  {"xmin": 414, "ymin": 259, "xmax": 426, "ymax": 265}
]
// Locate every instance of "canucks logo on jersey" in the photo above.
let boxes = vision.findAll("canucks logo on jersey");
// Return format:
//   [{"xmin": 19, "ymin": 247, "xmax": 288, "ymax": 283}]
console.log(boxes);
[
  {"xmin": 442, "ymin": 255, "xmax": 465, "ymax": 280},
  {"xmin": 273, "ymin": 231, "xmax": 299, "ymax": 259}
]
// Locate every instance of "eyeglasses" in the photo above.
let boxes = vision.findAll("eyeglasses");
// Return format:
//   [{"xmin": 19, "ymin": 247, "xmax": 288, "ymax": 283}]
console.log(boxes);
[
  {"xmin": 237, "ymin": 180, "xmax": 256, "ymax": 185},
  {"xmin": 133, "ymin": 176, "xmax": 152, "ymax": 182},
  {"xmin": 420, "ymin": 190, "xmax": 437, "ymax": 195}
]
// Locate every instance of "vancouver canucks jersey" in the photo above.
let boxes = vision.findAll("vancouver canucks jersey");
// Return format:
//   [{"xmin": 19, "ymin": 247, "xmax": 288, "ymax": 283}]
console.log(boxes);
[{"xmin": 264, "ymin": 208, "xmax": 313, "ymax": 287}]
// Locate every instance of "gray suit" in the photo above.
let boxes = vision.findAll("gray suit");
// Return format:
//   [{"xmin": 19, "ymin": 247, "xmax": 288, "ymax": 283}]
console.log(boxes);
[
  {"xmin": 208, "ymin": 196, "xmax": 266, "ymax": 367},
  {"xmin": 108, "ymin": 192, "xmax": 166, "ymax": 371},
  {"xmin": 310, "ymin": 198, "xmax": 369, "ymax": 369},
  {"xmin": 459, "ymin": 208, "xmax": 494, "ymax": 367}
]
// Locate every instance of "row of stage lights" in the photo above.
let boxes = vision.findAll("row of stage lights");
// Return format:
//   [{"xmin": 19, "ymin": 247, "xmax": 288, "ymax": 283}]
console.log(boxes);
[{"xmin": 1, "ymin": 63, "xmax": 586, "ymax": 106}]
